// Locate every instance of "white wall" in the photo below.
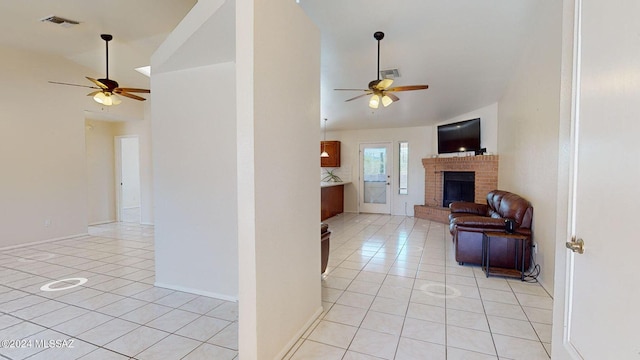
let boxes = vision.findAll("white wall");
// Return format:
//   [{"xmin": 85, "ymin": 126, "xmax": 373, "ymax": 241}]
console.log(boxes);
[
  {"xmin": 497, "ymin": 1, "xmax": 563, "ymax": 294},
  {"xmin": 326, "ymin": 126, "xmax": 431, "ymax": 216},
  {"xmin": 237, "ymin": 0, "xmax": 321, "ymax": 358},
  {"xmin": 0, "ymin": 46, "xmax": 112, "ymax": 247},
  {"xmin": 433, "ymin": 102, "xmax": 499, "ymax": 156},
  {"xmin": 152, "ymin": 61, "xmax": 238, "ymax": 299},
  {"xmin": 85, "ymin": 112, "xmax": 154, "ymax": 226},
  {"xmin": 85, "ymin": 120, "xmax": 118, "ymax": 224}
]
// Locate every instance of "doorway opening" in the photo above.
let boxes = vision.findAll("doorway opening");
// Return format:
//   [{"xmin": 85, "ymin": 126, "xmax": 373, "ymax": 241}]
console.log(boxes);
[{"xmin": 115, "ymin": 136, "xmax": 141, "ymax": 223}]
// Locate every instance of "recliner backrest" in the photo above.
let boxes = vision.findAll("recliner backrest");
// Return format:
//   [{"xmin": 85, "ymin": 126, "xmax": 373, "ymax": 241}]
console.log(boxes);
[{"xmin": 486, "ymin": 190, "xmax": 533, "ymax": 229}]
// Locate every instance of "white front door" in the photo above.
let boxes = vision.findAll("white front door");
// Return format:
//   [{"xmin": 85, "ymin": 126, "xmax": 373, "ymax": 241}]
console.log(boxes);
[
  {"xmin": 553, "ymin": 0, "xmax": 640, "ymax": 358},
  {"xmin": 359, "ymin": 143, "xmax": 392, "ymax": 214}
]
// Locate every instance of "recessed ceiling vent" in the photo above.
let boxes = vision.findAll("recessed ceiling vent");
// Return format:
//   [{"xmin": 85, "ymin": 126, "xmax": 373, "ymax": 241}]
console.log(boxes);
[
  {"xmin": 380, "ymin": 68, "xmax": 400, "ymax": 79},
  {"xmin": 40, "ymin": 15, "xmax": 80, "ymax": 28}
]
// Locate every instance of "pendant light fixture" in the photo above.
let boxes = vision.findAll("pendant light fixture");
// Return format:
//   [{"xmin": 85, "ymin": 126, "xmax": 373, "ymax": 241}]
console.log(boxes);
[{"xmin": 321, "ymin": 118, "xmax": 330, "ymax": 158}]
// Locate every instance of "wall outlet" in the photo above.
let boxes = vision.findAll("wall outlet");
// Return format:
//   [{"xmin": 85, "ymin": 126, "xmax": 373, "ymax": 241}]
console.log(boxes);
[
  {"xmin": 532, "ymin": 242, "xmax": 538, "ymax": 254},
  {"xmin": 44, "ymin": 219, "xmax": 51, "ymax": 227}
]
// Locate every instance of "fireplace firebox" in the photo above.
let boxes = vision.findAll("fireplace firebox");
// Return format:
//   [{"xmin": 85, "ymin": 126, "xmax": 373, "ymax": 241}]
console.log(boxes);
[{"xmin": 443, "ymin": 172, "xmax": 475, "ymax": 208}]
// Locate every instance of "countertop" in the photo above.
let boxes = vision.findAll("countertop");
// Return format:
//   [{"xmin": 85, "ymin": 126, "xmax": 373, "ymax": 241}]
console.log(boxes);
[{"xmin": 321, "ymin": 181, "xmax": 351, "ymax": 188}]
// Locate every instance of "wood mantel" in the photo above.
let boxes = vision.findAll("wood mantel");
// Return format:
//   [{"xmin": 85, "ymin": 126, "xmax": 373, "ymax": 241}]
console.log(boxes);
[{"xmin": 415, "ymin": 155, "xmax": 499, "ymax": 223}]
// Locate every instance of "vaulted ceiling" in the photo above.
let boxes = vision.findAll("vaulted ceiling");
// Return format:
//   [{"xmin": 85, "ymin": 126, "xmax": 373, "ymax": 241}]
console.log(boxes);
[
  {"xmin": 0, "ymin": 0, "xmax": 540, "ymax": 130},
  {"xmin": 299, "ymin": 0, "xmax": 540, "ymax": 130}
]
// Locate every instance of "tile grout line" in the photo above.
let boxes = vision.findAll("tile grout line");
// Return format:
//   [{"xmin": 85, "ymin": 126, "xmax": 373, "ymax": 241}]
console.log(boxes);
[{"xmin": 0, "ymin": 224, "xmax": 238, "ymax": 360}]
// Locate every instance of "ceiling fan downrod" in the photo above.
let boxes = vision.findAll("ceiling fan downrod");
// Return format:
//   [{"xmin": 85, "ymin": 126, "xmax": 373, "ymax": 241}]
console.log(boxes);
[
  {"xmin": 374, "ymin": 31, "xmax": 384, "ymax": 81},
  {"xmin": 101, "ymin": 34, "xmax": 112, "ymax": 80}
]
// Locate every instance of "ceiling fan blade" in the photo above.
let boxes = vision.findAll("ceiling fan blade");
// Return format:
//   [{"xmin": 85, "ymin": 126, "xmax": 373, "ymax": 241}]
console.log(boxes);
[
  {"xmin": 87, "ymin": 90, "xmax": 101, "ymax": 97},
  {"xmin": 49, "ymin": 81, "xmax": 100, "ymax": 89},
  {"xmin": 386, "ymin": 85, "xmax": 429, "ymax": 92},
  {"xmin": 117, "ymin": 91, "xmax": 147, "ymax": 101},
  {"xmin": 376, "ymin": 78, "xmax": 394, "ymax": 90},
  {"xmin": 86, "ymin": 77, "xmax": 109, "ymax": 89},
  {"xmin": 385, "ymin": 92, "xmax": 400, "ymax": 102},
  {"xmin": 344, "ymin": 92, "xmax": 372, "ymax": 102},
  {"xmin": 335, "ymin": 88, "xmax": 369, "ymax": 91},
  {"xmin": 115, "ymin": 87, "xmax": 150, "ymax": 94}
]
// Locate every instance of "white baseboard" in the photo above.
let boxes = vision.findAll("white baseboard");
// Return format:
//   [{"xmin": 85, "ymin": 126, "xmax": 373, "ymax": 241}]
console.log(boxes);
[
  {"xmin": 88, "ymin": 220, "xmax": 116, "ymax": 226},
  {"xmin": 0, "ymin": 233, "xmax": 90, "ymax": 251},
  {"xmin": 153, "ymin": 282, "xmax": 237, "ymax": 302},
  {"xmin": 537, "ymin": 278, "xmax": 554, "ymax": 298},
  {"xmin": 140, "ymin": 222, "xmax": 154, "ymax": 226},
  {"xmin": 276, "ymin": 306, "xmax": 324, "ymax": 360}
]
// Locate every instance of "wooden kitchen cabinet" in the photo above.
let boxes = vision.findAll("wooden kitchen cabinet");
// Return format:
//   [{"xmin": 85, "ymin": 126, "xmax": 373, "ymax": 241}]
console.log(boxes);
[
  {"xmin": 321, "ymin": 184, "xmax": 344, "ymax": 221},
  {"xmin": 321, "ymin": 141, "xmax": 341, "ymax": 167}
]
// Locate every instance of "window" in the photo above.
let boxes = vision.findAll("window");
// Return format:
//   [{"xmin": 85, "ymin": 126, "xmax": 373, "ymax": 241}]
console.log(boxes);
[{"xmin": 399, "ymin": 142, "xmax": 408, "ymax": 195}]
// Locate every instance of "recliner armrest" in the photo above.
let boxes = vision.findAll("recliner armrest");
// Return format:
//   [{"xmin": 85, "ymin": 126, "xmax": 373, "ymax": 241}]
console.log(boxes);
[
  {"xmin": 452, "ymin": 216, "xmax": 532, "ymax": 235},
  {"xmin": 452, "ymin": 215, "xmax": 506, "ymax": 230},
  {"xmin": 449, "ymin": 202, "xmax": 488, "ymax": 215}
]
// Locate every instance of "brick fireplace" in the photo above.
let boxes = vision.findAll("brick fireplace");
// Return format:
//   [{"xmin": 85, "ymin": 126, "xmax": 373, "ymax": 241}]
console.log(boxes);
[{"xmin": 414, "ymin": 155, "xmax": 499, "ymax": 223}]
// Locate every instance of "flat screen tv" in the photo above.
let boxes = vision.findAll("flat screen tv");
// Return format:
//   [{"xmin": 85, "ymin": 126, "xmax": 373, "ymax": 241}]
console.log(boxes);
[{"xmin": 437, "ymin": 118, "xmax": 481, "ymax": 154}]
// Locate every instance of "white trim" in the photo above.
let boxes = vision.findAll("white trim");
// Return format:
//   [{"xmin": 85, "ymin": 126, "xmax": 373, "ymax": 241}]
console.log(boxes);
[
  {"xmin": 276, "ymin": 306, "xmax": 324, "ymax": 360},
  {"xmin": 154, "ymin": 282, "xmax": 238, "ymax": 302},
  {"xmin": 0, "ymin": 233, "xmax": 89, "ymax": 251},
  {"xmin": 562, "ymin": 0, "xmax": 583, "ymax": 357},
  {"xmin": 552, "ymin": 0, "xmax": 585, "ymax": 358},
  {"xmin": 88, "ymin": 220, "xmax": 116, "ymax": 226}
]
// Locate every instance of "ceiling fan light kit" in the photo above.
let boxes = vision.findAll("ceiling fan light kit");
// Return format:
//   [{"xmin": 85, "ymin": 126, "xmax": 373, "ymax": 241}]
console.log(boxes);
[
  {"xmin": 335, "ymin": 31, "xmax": 428, "ymax": 109},
  {"xmin": 92, "ymin": 91, "xmax": 121, "ymax": 106},
  {"xmin": 48, "ymin": 34, "xmax": 150, "ymax": 106},
  {"xmin": 381, "ymin": 94, "xmax": 394, "ymax": 107},
  {"xmin": 369, "ymin": 95, "xmax": 380, "ymax": 108}
]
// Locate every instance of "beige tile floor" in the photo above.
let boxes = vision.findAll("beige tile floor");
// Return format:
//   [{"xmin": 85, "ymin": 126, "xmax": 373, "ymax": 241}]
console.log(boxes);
[
  {"xmin": 1, "ymin": 214, "xmax": 552, "ymax": 359},
  {"xmin": 285, "ymin": 213, "xmax": 553, "ymax": 360},
  {"xmin": 0, "ymin": 223, "xmax": 238, "ymax": 360}
]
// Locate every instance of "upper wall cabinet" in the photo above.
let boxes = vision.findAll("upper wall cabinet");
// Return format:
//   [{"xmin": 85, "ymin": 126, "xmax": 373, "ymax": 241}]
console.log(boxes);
[{"xmin": 321, "ymin": 141, "xmax": 341, "ymax": 167}]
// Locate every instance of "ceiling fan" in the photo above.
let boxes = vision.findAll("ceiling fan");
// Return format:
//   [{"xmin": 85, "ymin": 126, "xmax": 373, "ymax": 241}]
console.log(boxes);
[
  {"xmin": 335, "ymin": 31, "xmax": 428, "ymax": 109},
  {"xmin": 49, "ymin": 34, "xmax": 150, "ymax": 106}
]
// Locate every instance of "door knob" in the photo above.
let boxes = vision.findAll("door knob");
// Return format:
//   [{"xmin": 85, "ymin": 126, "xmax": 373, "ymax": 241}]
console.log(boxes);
[{"xmin": 566, "ymin": 237, "xmax": 585, "ymax": 254}]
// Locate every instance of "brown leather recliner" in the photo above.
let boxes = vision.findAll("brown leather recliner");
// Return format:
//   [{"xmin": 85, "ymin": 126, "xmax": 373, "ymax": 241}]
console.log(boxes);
[{"xmin": 449, "ymin": 190, "xmax": 533, "ymax": 269}]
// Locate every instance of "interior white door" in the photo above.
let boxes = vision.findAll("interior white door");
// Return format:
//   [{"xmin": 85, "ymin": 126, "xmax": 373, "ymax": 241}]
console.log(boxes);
[
  {"xmin": 115, "ymin": 136, "xmax": 141, "ymax": 223},
  {"xmin": 359, "ymin": 143, "xmax": 392, "ymax": 214},
  {"xmin": 556, "ymin": 0, "xmax": 640, "ymax": 358}
]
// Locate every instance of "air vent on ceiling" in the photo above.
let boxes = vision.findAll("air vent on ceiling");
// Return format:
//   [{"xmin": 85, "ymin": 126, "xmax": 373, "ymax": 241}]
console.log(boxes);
[
  {"xmin": 380, "ymin": 68, "xmax": 400, "ymax": 79},
  {"xmin": 40, "ymin": 15, "xmax": 80, "ymax": 28}
]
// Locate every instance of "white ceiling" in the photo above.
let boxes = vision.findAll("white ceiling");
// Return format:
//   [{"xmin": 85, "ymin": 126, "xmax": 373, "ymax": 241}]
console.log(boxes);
[
  {"xmin": 0, "ymin": 0, "xmax": 540, "ymax": 131},
  {"xmin": 300, "ymin": 0, "xmax": 541, "ymax": 130},
  {"xmin": 0, "ymin": 0, "xmax": 197, "ymax": 89}
]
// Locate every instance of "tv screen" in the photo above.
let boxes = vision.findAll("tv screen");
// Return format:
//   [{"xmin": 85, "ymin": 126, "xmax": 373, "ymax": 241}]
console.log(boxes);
[{"xmin": 437, "ymin": 118, "xmax": 481, "ymax": 154}]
